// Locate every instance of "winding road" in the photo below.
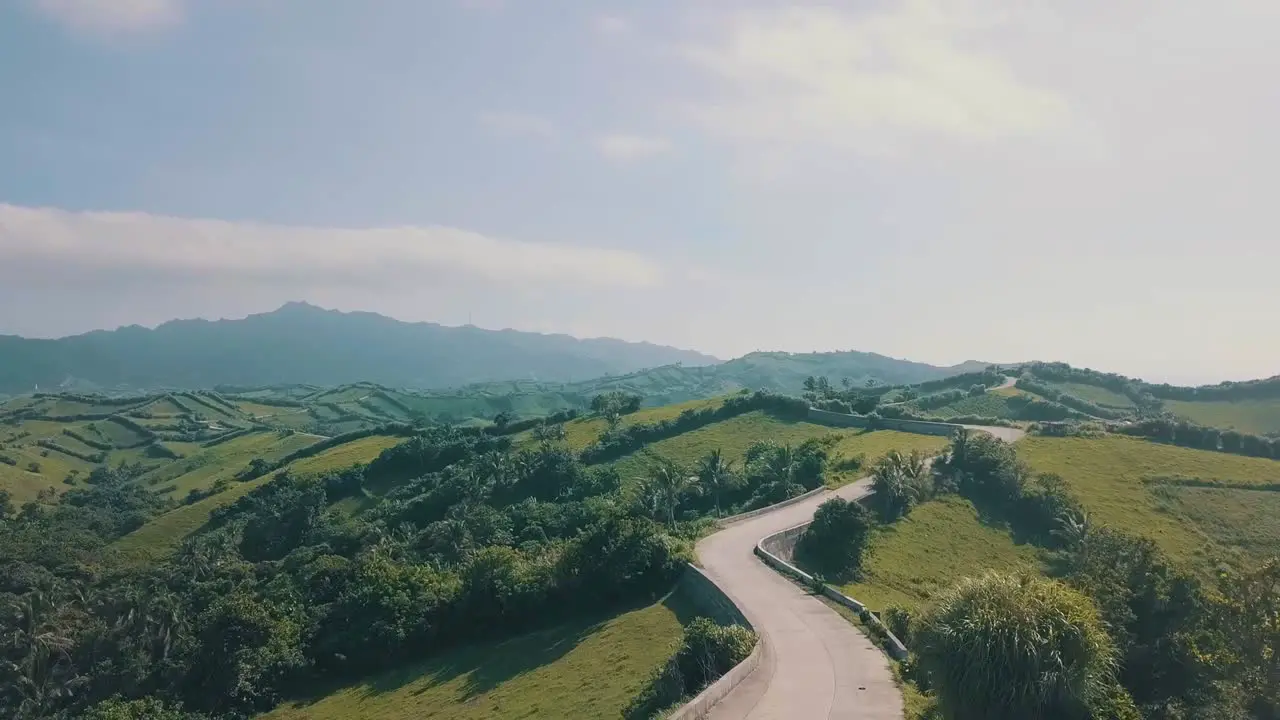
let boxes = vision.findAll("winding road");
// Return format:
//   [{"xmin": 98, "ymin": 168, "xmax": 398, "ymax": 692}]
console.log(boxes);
[{"xmin": 695, "ymin": 424, "xmax": 1025, "ymax": 719}]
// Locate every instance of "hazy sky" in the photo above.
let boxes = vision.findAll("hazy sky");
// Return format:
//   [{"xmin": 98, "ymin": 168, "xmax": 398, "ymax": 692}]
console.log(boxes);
[{"xmin": 1, "ymin": 0, "xmax": 1277, "ymax": 384}]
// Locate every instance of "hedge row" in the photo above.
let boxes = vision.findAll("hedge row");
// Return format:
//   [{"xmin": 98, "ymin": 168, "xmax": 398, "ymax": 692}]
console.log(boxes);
[
  {"xmin": 1015, "ymin": 377, "xmax": 1129, "ymax": 420},
  {"xmin": 179, "ymin": 392, "xmax": 237, "ymax": 417},
  {"xmin": 580, "ymin": 391, "xmax": 809, "ymax": 464},
  {"xmin": 105, "ymin": 415, "xmax": 158, "ymax": 447},
  {"xmin": 238, "ymin": 423, "xmax": 419, "ymax": 481},
  {"xmin": 33, "ymin": 392, "xmax": 156, "ymax": 407},
  {"xmin": 201, "ymin": 427, "xmax": 259, "ymax": 448},
  {"xmin": 907, "ymin": 369, "xmax": 1006, "ymax": 395},
  {"xmin": 1116, "ymin": 418, "xmax": 1277, "ymax": 460},
  {"xmin": 61, "ymin": 429, "xmax": 115, "ymax": 452},
  {"xmin": 36, "ymin": 439, "xmax": 106, "ymax": 464},
  {"xmin": 493, "ymin": 409, "xmax": 582, "ymax": 437},
  {"xmin": 372, "ymin": 390, "xmax": 416, "ymax": 416}
]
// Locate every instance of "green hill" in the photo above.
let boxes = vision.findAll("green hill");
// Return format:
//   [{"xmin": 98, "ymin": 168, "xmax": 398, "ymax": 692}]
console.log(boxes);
[{"xmin": 0, "ymin": 301, "xmax": 717, "ymax": 394}]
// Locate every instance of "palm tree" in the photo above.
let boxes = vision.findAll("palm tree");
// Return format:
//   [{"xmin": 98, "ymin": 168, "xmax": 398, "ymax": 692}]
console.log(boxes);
[
  {"xmin": 3, "ymin": 592, "xmax": 79, "ymax": 719},
  {"xmin": 641, "ymin": 456, "xmax": 697, "ymax": 525},
  {"xmin": 697, "ymin": 449, "xmax": 738, "ymax": 518},
  {"xmin": 1052, "ymin": 509, "xmax": 1091, "ymax": 550}
]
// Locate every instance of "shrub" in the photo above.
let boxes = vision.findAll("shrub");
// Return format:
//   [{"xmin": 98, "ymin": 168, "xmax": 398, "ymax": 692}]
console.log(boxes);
[
  {"xmin": 914, "ymin": 572, "xmax": 1123, "ymax": 720},
  {"xmin": 795, "ymin": 497, "xmax": 874, "ymax": 580},
  {"xmin": 883, "ymin": 604, "xmax": 912, "ymax": 645},
  {"xmin": 869, "ymin": 450, "xmax": 931, "ymax": 521},
  {"xmin": 625, "ymin": 618, "xmax": 756, "ymax": 719}
]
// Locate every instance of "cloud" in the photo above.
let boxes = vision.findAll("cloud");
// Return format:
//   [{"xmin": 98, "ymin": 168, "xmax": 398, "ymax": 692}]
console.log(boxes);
[
  {"xmin": 0, "ymin": 204, "xmax": 663, "ymax": 289},
  {"xmin": 34, "ymin": 0, "xmax": 183, "ymax": 34},
  {"xmin": 594, "ymin": 134, "xmax": 672, "ymax": 161},
  {"xmin": 594, "ymin": 14, "xmax": 631, "ymax": 36},
  {"xmin": 680, "ymin": 2, "xmax": 1068, "ymax": 154},
  {"xmin": 478, "ymin": 111, "xmax": 556, "ymax": 139}
]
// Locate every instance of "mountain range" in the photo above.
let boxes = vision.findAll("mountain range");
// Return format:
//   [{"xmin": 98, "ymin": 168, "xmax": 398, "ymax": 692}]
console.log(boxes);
[{"xmin": 0, "ymin": 302, "xmax": 988, "ymax": 396}]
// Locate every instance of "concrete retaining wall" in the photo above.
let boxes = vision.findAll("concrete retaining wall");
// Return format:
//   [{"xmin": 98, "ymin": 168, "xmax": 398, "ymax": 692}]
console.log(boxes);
[
  {"xmin": 676, "ymin": 563, "xmax": 749, "ymax": 627},
  {"xmin": 667, "ymin": 564, "xmax": 762, "ymax": 720},
  {"xmin": 716, "ymin": 484, "xmax": 826, "ymax": 526},
  {"xmin": 754, "ymin": 524, "xmax": 910, "ymax": 661}
]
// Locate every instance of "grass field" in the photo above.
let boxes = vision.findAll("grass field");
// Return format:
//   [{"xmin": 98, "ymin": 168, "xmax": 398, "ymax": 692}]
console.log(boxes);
[
  {"xmin": 114, "ymin": 434, "xmax": 401, "ymax": 562},
  {"xmin": 839, "ymin": 495, "xmax": 1046, "ymax": 612},
  {"xmin": 912, "ymin": 392, "xmax": 1018, "ymax": 419},
  {"xmin": 1019, "ymin": 435, "xmax": 1280, "ymax": 570},
  {"xmin": 264, "ymin": 596, "xmax": 688, "ymax": 720},
  {"xmin": 609, "ymin": 411, "xmax": 852, "ymax": 484},
  {"xmin": 286, "ymin": 435, "xmax": 406, "ymax": 477},
  {"xmin": 1165, "ymin": 398, "xmax": 1280, "ymax": 436},
  {"xmin": 1047, "ymin": 382, "xmax": 1135, "ymax": 409},
  {"xmin": 827, "ymin": 432, "xmax": 950, "ymax": 486},
  {"xmin": 528, "ymin": 396, "xmax": 731, "ymax": 452},
  {"xmin": 139, "ymin": 432, "xmax": 321, "ymax": 499}
]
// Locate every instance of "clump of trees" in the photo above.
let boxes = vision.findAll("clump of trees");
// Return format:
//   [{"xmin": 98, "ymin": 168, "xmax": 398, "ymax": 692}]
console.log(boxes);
[
  {"xmin": 802, "ymin": 375, "xmax": 881, "ymax": 414},
  {"xmin": 625, "ymin": 618, "xmax": 756, "ymax": 719},
  {"xmin": 1117, "ymin": 417, "xmax": 1277, "ymax": 459},
  {"xmin": 913, "ymin": 572, "xmax": 1134, "ymax": 720},
  {"xmin": 590, "ymin": 391, "xmax": 643, "ymax": 427},
  {"xmin": 0, "ymin": 425, "xmax": 713, "ymax": 719},
  {"xmin": 579, "ymin": 391, "xmax": 808, "ymax": 464},
  {"xmin": 894, "ymin": 428, "xmax": 1280, "ymax": 719},
  {"xmin": 795, "ymin": 497, "xmax": 874, "ymax": 580}
]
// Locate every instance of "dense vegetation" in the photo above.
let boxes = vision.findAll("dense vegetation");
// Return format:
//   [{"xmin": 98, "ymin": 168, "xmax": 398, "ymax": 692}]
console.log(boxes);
[
  {"xmin": 5, "ymin": 389, "xmax": 862, "ymax": 718},
  {"xmin": 830, "ymin": 429, "xmax": 1280, "ymax": 719}
]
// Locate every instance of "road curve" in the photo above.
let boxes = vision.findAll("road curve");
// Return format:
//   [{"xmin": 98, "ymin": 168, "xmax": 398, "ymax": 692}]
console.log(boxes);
[{"xmin": 696, "ymin": 424, "xmax": 1024, "ymax": 719}]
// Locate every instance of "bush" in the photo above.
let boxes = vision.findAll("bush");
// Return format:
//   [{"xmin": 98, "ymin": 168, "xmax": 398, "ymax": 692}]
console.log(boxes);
[
  {"xmin": 795, "ymin": 497, "xmax": 874, "ymax": 579},
  {"xmin": 914, "ymin": 572, "xmax": 1123, "ymax": 720},
  {"xmin": 625, "ymin": 618, "xmax": 756, "ymax": 719},
  {"xmin": 883, "ymin": 604, "xmax": 912, "ymax": 644}
]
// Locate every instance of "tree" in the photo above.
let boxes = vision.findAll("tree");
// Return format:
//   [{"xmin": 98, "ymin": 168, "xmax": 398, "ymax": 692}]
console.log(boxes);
[
  {"xmin": 531, "ymin": 421, "xmax": 566, "ymax": 444},
  {"xmin": 696, "ymin": 449, "xmax": 739, "ymax": 518},
  {"xmin": 870, "ymin": 450, "xmax": 930, "ymax": 520},
  {"xmin": 914, "ymin": 573, "xmax": 1129, "ymax": 720},
  {"xmin": 795, "ymin": 497, "xmax": 874, "ymax": 579},
  {"xmin": 640, "ymin": 456, "xmax": 697, "ymax": 525},
  {"xmin": 492, "ymin": 411, "xmax": 512, "ymax": 430}
]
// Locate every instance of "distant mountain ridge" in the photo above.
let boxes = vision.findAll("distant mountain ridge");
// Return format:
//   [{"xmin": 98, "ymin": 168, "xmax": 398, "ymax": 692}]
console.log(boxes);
[{"xmin": 0, "ymin": 302, "xmax": 719, "ymax": 394}]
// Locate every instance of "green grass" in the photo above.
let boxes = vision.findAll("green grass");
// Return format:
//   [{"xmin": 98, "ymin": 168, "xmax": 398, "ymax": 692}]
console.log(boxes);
[
  {"xmin": 137, "ymin": 397, "xmax": 190, "ymax": 416},
  {"xmin": 286, "ymin": 435, "xmax": 406, "ymax": 477},
  {"xmin": 839, "ymin": 495, "xmax": 1046, "ymax": 612},
  {"xmin": 826, "ymin": 431, "xmax": 950, "ymax": 486},
  {"xmin": 910, "ymin": 392, "xmax": 1018, "ymax": 419},
  {"xmin": 529, "ymin": 396, "xmax": 732, "ymax": 452},
  {"xmin": 113, "ymin": 472, "xmax": 278, "ymax": 563},
  {"xmin": 609, "ymin": 411, "xmax": 857, "ymax": 484},
  {"xmin": 1165, "ymin": 398, "xmax": 1280, "ymax": 436},
  {"xmin": 139, "ymin": 432, "xmax": 321, "ymax": 499},
  {"xmin": 263, "ymin": 597, "xmax": 687, "ymax": 720},
  {"xmin": 114, "ymin": 434, "xmax": 405, "ymax": 562},
  {"xmin": 1149, "ymin": 485, "xmax": 1280, "ymax": 560},
  {"xmin": 1019, "ymin": 435, "xmax": 1280, "ymax": 570},
  {"xmin": 1047, "ymin": 382, "xmax": 1135, "ymax": 409},
  {"xmin": 96, "ymin": 418, "xmax": 149, "ymax": 448},
  {"xmin": 0, "ymin": 461, "xmax": 65, "ymax": 504}
]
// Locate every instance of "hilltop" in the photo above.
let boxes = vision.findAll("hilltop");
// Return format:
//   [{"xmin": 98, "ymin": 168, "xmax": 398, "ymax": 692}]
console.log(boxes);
[{"xmin": 0, "ymin": 302, "xmax": 718, "ymax": 394}]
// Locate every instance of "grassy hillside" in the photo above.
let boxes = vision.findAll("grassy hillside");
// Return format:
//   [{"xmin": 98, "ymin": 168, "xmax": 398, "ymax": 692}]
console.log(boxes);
[
  {"xmin": 265, "ymin": 597, "xmax": 688, "ymax": 720},
  {"xmin": 138, "ymin": 431, "xmax": 321, "ymax": 499},
  {"xmin": 1165, "ymin": 398, "xmax": 1280, "ymax": 436},
  {"xmin": 840, "ymin": 495, "xmax": 1046, "ymax": 612},
  {"xmin": 113, "ymin": 433, "xmax": 407, "ymax": 563},
  {"xmin": 605, "ymin": 412, "xmax": 929, "ymax": 486},
  {"xmin": 835, "ymin": 433, "xmax": 1280, "ymax": 616},
  {"xmin": 1018, "ymin": 435, "xmax": 1280, "ymax": 569}
]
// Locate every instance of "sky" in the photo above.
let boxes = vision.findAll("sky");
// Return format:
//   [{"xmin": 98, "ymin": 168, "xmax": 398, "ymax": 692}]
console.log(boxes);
[{"xmin": 1, "ymin": 0, "xmax": 1277, "ymax": 385}]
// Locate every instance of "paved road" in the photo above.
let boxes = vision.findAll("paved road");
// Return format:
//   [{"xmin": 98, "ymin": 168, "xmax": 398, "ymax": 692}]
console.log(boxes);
[{"xmin": 697, "ymin": 424, "xmax": 1023, "ymax": 719}]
